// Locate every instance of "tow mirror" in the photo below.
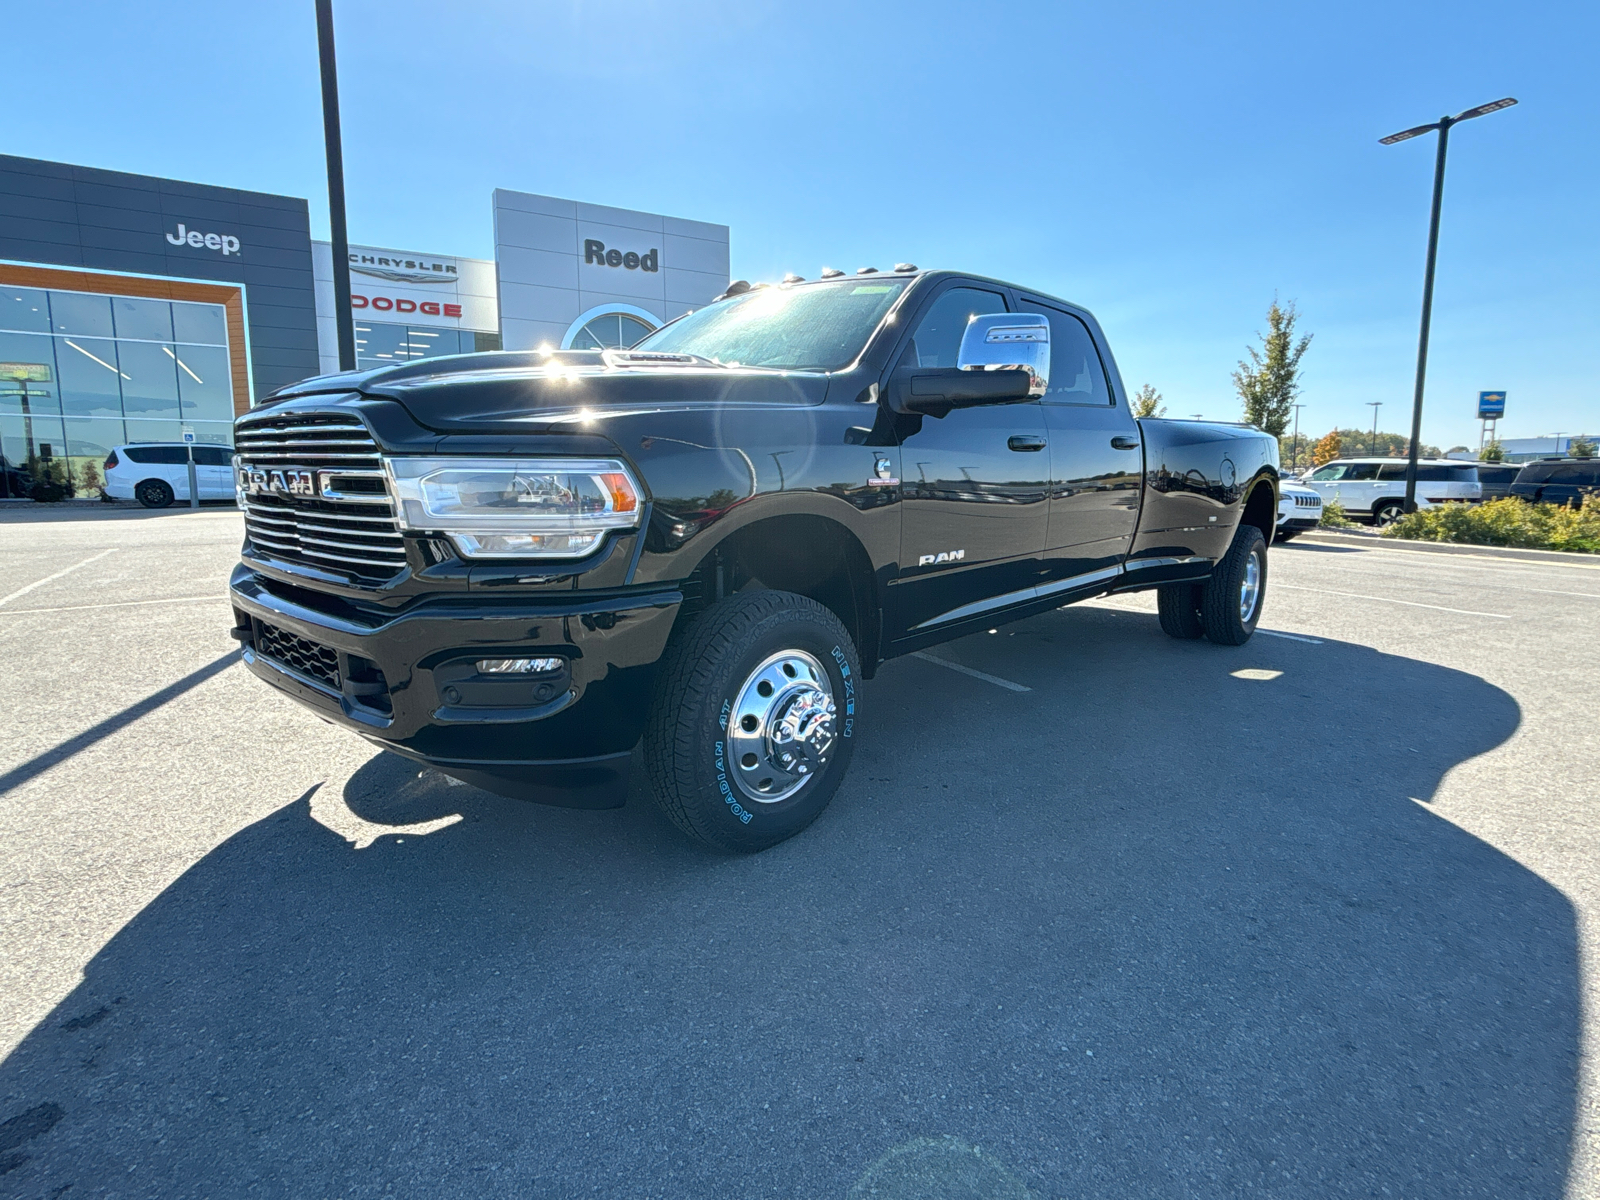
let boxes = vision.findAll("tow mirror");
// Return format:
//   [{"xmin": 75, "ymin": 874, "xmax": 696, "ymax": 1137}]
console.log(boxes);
[
  {"xmin": 956, "ymin": 313, "xmax": 1049, "ymax": 398},
  {"xmin": 889, "ymin": 313, "xmax": 1050, "ymax": 417}
]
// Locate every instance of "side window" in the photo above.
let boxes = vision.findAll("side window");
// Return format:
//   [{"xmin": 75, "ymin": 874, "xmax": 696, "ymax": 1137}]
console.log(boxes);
[
  {"xmin": 1015, "ymin": 302, "xmax": 1112, "ymax": 405},
  {"xmin": 1377, "ymin": 463, "xmax": 1407, "ymax": 481},
  {"xmin": 148, "ymin": 447, "xmax": 189, "ymax": 464},
  {"xmin": 197, "ymin": 446, "xmax": 234, "ymax": 466},
  {"xmin": 901, "ymin": 287, "xmax": 1007, "ymax": 369},
  {"xmin": 1344, "ymin": 463, "xmax": 1380, "ymax": 480},
  {"xmin": 1309, "ymin": 464, "xmax": 1347, "ymax": 481}
]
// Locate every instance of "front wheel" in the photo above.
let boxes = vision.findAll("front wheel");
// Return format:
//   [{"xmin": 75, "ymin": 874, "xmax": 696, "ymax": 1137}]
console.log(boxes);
[
  {"xmin": 643, "ymin": 590, "xmax": 859, "ymax": 853},
  {"xmin": 1200, "ymin": 524, "xmax": 1267, "ymax": 645}
]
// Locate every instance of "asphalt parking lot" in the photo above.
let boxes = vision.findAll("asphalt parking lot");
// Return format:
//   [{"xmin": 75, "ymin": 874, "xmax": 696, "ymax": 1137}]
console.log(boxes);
[{"xmin": 1, "ymin": 506, "xmax": 1596, "ymax": 1199}]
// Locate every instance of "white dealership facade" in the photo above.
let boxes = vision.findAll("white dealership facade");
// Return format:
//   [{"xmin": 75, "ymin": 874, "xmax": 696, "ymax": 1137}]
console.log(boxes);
[{"xmin": 313, "ymin": 191, "xmax": 730, "ymax": 374}]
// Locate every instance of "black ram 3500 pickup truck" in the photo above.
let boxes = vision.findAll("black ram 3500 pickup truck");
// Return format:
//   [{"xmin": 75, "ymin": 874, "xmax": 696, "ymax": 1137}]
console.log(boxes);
[{"xmin": 228, "ymin": 269, "xmax": 1279, "ymax": 851}]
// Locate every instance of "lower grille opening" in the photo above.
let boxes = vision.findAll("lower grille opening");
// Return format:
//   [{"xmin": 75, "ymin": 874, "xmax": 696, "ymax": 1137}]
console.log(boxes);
[
  {"xmin": 256, "ymin": 621, "xmax": 341, "ymax": 691},
  {"xmin": 253, "ymin": 621, "xmax": 393, "ymax": 714}
]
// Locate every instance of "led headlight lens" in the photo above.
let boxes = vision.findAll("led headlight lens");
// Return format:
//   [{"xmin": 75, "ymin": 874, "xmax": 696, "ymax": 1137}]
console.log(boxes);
[{"xmin": 385, "ymin": 457, "xmax": 642, "ymax": 559}]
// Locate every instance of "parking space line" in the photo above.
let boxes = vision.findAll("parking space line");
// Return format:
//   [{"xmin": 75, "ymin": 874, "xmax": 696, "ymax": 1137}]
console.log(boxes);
[
  {"xmin": 1256, "ymin": 629, "xmax": 1324, "ymax": 644},
  {"xmin": 911, "ymin": 651, "xmax": 1032, "ymax": 693},
  {"xmin": 0, "ymin": 595, "xmax": 229, "ymax": 617},
  {"xmin": 1276, "ymin": 583, "xmax": 1511, "ymax": 618},
  {"xmin": 0, "ymin": 548, "xmax": 117, "ymax": 608}
]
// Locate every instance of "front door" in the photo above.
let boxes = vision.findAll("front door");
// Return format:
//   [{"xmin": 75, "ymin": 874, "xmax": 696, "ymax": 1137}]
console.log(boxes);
[
  {"xmin": 890, "ymin": 284, "xmax": 1049, "ymax": 638},
  {"xmin": 1016, "ymin": 298, "xmax": 1141, "ymax": 591}
]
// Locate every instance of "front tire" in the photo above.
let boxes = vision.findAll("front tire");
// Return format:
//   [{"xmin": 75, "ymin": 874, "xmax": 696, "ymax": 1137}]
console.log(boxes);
[
  {"xmin": 1200, "ymin": 524, "xmax": 1267, "ymax": 645},
  {"xmin": 643, "ymin": 590, "xmax": 859, "ymax": 853},
  {"xmin": 136, "ymin": 479, "xmax": 174, "ymax": 508}
]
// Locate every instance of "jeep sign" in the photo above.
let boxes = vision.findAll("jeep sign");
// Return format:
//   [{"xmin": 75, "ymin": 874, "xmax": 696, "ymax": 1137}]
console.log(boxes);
[{"xmin": 166, "ymin": 223, "xmax": 241, "ymax": 256}]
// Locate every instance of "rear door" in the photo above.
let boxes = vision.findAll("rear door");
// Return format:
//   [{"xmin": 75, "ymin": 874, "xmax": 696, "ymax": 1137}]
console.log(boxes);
[
  {"xmin": 195, "ymin": 445, "xmax": 234, "ymax": 497},
  {"xmin": 1015, "ymin": 296, "xmax": 1140, "ymax": 591},
  {"xmin": 1340, "ymin": 462, "xmax": 1381, "ymax": 512},
  {"xmin": 889, "ymin": 282, "xmax": 1049, "ymax": 638}
]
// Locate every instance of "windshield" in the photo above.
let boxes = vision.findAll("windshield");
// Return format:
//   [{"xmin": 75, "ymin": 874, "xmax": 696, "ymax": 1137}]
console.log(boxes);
[{"xmin": 632, "ymin": 278, "xmax": 907, "ymax": 371}]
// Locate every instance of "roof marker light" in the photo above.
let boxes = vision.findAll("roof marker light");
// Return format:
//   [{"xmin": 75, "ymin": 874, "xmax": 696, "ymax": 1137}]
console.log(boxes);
[
  {"xmin": 782, "ymin": 273, "xmax": 805, "ymax": 283},
  {"xmin": 856, "ymin": 266, "xmax": 879, "ymax": 274},
  {"xmin": 893, "ymin": 263, "xmax": 918, "ymax": 272},
  {"xmin": 820, "ymin": 267, "xmax": 845, "ymax": 278}
]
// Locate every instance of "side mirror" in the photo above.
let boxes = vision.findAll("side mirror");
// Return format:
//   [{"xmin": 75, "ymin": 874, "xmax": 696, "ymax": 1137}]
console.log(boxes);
[
  {"xmin": 888, "ymin": 313, "xmax": 1050, "ymax": 417},
  {"xmin": 957, "ymin": 313, "xmax": 1049, "ymax": 398}
]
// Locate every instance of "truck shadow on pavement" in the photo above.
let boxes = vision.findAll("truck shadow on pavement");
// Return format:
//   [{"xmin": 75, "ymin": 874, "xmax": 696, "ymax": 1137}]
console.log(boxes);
[{"xmin": 0, "ymin": 607, "xmax": 1576, "ymax": 1199}]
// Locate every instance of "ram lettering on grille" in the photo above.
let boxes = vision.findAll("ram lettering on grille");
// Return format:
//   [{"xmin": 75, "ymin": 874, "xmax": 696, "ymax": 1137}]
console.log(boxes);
[{"xmin": 234, "ymin": 412, "xmax": 407, "ymax": 584}]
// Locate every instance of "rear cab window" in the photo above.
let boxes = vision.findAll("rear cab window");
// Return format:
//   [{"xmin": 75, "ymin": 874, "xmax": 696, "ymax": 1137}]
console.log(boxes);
[{"xmin": 1014, "ymin": 299, "xmax": 1114, "ymax": 405}]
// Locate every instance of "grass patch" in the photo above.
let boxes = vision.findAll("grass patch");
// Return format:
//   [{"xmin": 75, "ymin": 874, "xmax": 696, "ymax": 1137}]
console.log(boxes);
[{"xmin": 1381, "ymin": 497, "xmax": 1600, "ymax": 553}]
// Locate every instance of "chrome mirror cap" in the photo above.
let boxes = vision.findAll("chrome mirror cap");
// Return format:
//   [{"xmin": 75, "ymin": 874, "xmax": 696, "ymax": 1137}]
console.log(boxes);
[{"xmin": 956, "ymin": 313, "xmax": 1050, "ymax": 398}]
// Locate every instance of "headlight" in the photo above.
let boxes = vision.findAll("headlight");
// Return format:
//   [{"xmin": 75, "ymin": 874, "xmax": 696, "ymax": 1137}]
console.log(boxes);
[{"xmin": 385, "ymin": 457, "xmax": 642, "ymax": 559}]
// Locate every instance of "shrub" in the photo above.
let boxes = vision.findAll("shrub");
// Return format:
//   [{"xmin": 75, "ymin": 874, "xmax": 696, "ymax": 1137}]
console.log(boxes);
[
  {"xmin": 1319, "ymin": 498, "xmax": 1353, "ymax": 528},
  {"xmin": 1381, "ymin": 497, "xmax": 1600, "ymax": 554}
]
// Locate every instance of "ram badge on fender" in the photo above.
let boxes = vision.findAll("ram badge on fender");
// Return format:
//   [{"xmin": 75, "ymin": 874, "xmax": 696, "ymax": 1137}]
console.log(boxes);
[{"xmin": 226, "ymin": 269, "xmax": 1280, "ymax": 852}]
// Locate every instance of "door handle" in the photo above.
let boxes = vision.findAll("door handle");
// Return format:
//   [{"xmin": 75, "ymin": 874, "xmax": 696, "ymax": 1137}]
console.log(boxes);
[
  {"xmin": 1008, "ymin": 435, "xmax": 1047, "ymax": 452},
  {"xmin": 1110, "ymin": 436, "xmax": 1141, "ymax": 450}
]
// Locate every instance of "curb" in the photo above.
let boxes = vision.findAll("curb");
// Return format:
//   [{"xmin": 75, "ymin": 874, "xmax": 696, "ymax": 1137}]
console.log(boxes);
[{"xmin": 1293, "ymin": 529, "xmax": 1598, "ymax": 566}]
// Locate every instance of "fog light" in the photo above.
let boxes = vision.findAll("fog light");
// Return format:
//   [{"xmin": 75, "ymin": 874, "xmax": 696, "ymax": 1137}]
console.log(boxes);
[{"xmin": 477, "ymin": 657, "xmax": 564, "ymax": 675}]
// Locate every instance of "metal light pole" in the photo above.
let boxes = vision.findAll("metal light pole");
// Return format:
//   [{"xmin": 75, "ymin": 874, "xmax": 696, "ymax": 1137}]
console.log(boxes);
[
  {"xmin": 1289, "ymin": 402, "xmax": 1306, "ymax": 472},
  {"xmin": 1380, "ymin": 97, "xmax": 1517, "ymax": 510},
  {"xmin": 1367, "ymin": 401, "xmax": 1383, "ymax": 457},
  {"xmin": 316, "ymin": 0, "xmax": 357, "ymax": 372}
]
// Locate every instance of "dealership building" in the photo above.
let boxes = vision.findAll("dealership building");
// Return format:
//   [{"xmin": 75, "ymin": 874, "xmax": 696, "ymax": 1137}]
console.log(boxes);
[{"xmin": 0, "ymin": 154, "xmax": 729, "ymax": 475}]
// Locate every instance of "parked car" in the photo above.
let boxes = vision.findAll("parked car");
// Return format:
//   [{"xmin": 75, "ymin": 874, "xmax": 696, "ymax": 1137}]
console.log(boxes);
[
  {"xmin": 103, "ymin": 443, "xmax": 238, "ymax": 507},
  {"xmin": 227, "ymin": 268, "xmax": 1281, "ymax": 851},
  {"xmin": 0, "ymin": 453, "xmax": 33, "ymax": 499},
  {"xmin": 1474, "ymin": 462, "xmax": 1523, "ymax": 501},
  {"xmin": 1509, "ymin": 458, "xmax": 1600, "ymax": 507},
  {"xmin": 1298, "ymin": 458, "xmax": 1480, "ymax": 525},
  {"xmin": 1275, "ymin": 479, "xmax": 1322, "ymax": 541}
]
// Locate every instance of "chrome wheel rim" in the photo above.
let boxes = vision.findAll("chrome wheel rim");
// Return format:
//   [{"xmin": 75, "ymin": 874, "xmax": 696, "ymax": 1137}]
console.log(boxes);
[
  {"xmin": 726, "ymin": 649, "xmax": 836, "ymax": 804},
  {"xmin": 1239, "ymin": 549, "xmax": 1262, "ymax": 623}
]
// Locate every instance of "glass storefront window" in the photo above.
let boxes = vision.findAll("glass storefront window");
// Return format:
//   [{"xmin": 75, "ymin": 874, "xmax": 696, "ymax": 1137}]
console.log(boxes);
[
  {"xmin": 354, "ymin": 322, "xmax": 500, "ymax": 371},
  {"xmin": 174, "ymin": 344, "xmax": 232, "ymax": 424},
  {"xmin": 0, "ymin": 285, "xmax": 234, "ymax": 474},
  {"xmin": 172, "ymin": 301, "xmax": 227, "ymax": 346},
  {"xmin": 49, "ymin": 292, "xmax": 115, "ymax": 338},
  {"xmin": 1, "ymin": 287, "xmax": 51, "ymax": 333},
  {"xmin": 56, "ymin": 336, "xmax": 125, "ymax": 419},
  {"xmin": 112, "ymin": 297, "xmax": 175, "ymax": 342},
  {"xmin": 116, "ymin": 341, "xmax": 181, "ymax": 421}
]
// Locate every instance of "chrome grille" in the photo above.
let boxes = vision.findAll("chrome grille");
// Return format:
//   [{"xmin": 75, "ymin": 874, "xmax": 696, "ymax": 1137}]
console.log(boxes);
[{"xmin": 234, "ymin": 411, "xmax": 408, "ymax": 583}]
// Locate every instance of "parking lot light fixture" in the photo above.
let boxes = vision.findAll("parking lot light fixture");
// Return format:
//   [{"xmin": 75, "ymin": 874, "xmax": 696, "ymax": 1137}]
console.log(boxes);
[
  {"xmin": 1381, "ymin": 97, "xmax": 1518, "ymax": 514},
  {"xmin": 1367, "ymin": 401, "xmax": 1383, "ymax": 456}
]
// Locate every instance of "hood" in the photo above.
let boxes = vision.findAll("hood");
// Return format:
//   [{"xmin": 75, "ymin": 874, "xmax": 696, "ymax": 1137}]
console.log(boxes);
[{"xmin": 261, "ymin": 349, "xmax": 832, "ymax": 435}]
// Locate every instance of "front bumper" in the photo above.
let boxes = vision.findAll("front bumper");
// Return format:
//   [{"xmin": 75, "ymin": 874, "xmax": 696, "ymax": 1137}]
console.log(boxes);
[{"xmin": 229, "ymin": 565, "xmax": 681, "ymax": 806}]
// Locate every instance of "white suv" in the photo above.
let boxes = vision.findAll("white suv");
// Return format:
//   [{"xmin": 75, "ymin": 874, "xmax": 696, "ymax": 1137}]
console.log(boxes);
[
  {"xmin": 103, "ymin": 443, "xmax": 238, "ymax": 508},
  {"xmin": 1276, "ymin": 479, "xmax": 1323, "ymax": 541},
  {"xmin": 1298, "ymin": 458, "xmax": 1480, "ymax": 525}
]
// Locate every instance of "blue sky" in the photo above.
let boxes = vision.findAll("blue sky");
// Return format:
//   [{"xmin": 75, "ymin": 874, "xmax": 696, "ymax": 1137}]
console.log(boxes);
[{"xmin": 9, "ymin": 0, "xmax": 1595, "ymax": 449}]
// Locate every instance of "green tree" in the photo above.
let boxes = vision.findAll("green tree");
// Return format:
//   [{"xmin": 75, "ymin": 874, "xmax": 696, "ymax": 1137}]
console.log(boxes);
[
  {"xmin": 1233, "ymin": 298, "xmax": 1312, "ymax": 437},
  {"xmin": 1570, "ymin": 436, "xmax": 1596, "ymax": 459},
  {"xmin": 1131, "ymin": 384, "xmax": 1166, "ymax": 418},
  {"xmin": 1481, "ymin": 438, "xmax": 1507, "ymax": 463}
]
